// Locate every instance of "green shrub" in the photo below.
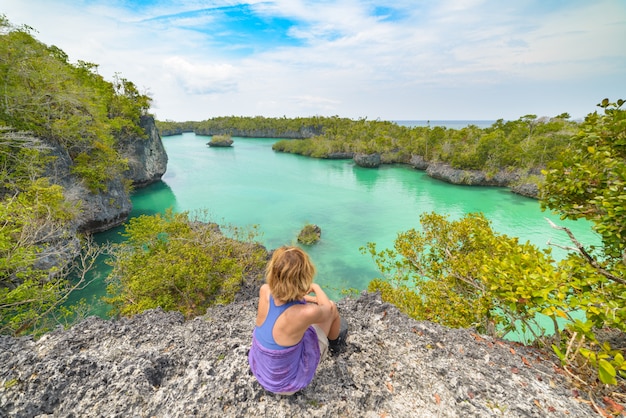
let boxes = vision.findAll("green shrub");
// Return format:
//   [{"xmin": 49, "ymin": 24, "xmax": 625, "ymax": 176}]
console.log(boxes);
[{"xmin": 105, "ymin": 210, "xmax": 267, "ymax": 318}]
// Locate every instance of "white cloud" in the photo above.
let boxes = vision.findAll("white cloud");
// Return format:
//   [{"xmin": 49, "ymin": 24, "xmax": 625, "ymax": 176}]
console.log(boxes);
[
  {"xmin": 2, "ymin": 0, "xmax": 625, "ymax": 120},
  {"xmin": 163, "ymin": 57, "xmax": 239, "ymax": 94}
]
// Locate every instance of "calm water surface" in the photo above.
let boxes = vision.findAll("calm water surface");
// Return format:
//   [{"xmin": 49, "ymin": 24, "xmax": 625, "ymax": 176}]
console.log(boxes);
[{"xmin": 76, "ymin": 132, "xmax": 598, "ymax": 316}]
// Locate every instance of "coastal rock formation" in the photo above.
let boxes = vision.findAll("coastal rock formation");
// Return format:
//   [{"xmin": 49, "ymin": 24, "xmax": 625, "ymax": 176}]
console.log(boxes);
[
  {"xmin": 193, "ymin": 126, "xmax": 323, "ymax": 139},
  {"xmin": 326, "ymin": 151, "xmax": 355, "ymax": 160},
  {"xmin": 297, "ymin": 224, "xmax": 322, "ymax": 244},
  {"xmin": 511, "ymin": 182, "xmax": 540, "ymax": 198},
  {"xmin": 208, "ymin": 136, "xmax": 234, "ymax": 147},
  {"xmin": 425, "ymin": 163, "xmax": 519, "ymax": 187},
  {"xmin": 354, "ymin": 153, "xmax": 382, "ymax": 168},
  {"xmin": 44, "ymin": 144, "xmax": 133, "ymax": 234},
  {"xmin": 409, "ymin": 154, "xmax": 429, "ymax": 170},
  {"xmin": 0, "ymin": 292, "xmax": 593, "ymax": 417},
  {"xmin": 45, "ymin": 115, "xmax": 167, "ymax": 233},
  {"xmin": 119, "ymin": 115, "xmax": 169, "ymax": 188},
  {"xmin": 408, "ymin": 155, "xmax": 540, "ymax": 198}
]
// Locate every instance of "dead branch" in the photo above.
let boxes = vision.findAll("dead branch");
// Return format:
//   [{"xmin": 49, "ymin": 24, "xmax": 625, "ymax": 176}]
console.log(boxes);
[{"xmin": 546, "ymin": 218, "xmax": 626, "ymax": 286}]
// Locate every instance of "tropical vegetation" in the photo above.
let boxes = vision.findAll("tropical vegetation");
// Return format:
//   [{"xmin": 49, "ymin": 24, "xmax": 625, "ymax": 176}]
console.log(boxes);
[
  {"xmin": 363, "ymin": 99, "xmax": 626, "ymax": 396},
  {"xmin": 0, "ymin": 15, "xmax": 150, "ymax": 336},
  {"xmin": 158, "ymin": 113, "xmax": 578, "ymax": 182},
  {"xmin": 104, "ymin": 210, "xmax": 266, "ymax": 318}
]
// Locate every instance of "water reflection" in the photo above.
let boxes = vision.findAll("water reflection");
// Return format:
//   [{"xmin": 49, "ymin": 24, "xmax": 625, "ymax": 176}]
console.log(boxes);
[
  {"xmin": 129, "ymin": 181, "xmax": 178, "ymax": 217},
  {"xmin": 352, "ymin": 164, "xmax": 381, "ymax": 190}
]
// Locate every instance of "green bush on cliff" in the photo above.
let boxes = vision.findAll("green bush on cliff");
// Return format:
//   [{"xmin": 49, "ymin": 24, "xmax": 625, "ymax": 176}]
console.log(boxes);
[
  {"xmin": 0, "ymin": 130, "xmax": 94, "ymax": 336},
  {"xmin": 105, "ymin": 210, "xmax": 267, "ymax": 318},
  {"xmin": 0, "ymin": 16, "xmax": 150, "ymax": 192}
]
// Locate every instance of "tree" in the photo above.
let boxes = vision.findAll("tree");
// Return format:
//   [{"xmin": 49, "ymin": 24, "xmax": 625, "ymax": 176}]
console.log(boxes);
[
  {"xmin": 105, "ymin": 210, "xmax": 267, "ymax": 318},
  {"xmin": 540, "ymin": 98, "xmax": 626, "ymax": 387},
  {"xmin": 362, "ymin": 212, "xmax": 561, "ymax": 340},
  {"xmin": 541, "ymin": 98, "xmax": 626, "ymax": 262},
  {"xmin": 0, "ymin": 129, "xmax": 102, "ymax": 336}
]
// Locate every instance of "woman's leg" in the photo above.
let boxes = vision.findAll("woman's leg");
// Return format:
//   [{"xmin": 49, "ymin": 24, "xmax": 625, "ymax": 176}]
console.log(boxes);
[{"xmin": 315, "ymin": 300, "xmax": 341, "ymax": 340}]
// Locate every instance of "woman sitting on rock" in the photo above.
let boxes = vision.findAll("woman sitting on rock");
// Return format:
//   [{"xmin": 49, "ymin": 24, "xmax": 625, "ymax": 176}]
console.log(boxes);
[{"xmin": 248, "ymin": 246, "xmax": 348, "ymax": 395}]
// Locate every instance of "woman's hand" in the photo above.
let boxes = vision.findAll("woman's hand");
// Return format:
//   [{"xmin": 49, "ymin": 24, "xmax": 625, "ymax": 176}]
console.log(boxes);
[
  {"xmin": 307, "ymin": 283, "xmax": 322, "ymax": 294},
  {"xmin": 304, "ymin": 294, "xmax": 318, "ymax": 304}
]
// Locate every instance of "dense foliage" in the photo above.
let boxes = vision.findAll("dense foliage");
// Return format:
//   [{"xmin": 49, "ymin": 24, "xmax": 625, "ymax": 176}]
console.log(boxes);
[
  {"xmin": 0, "ymin": 16, "xmax": 151, "ymax": 336},
  {"xmin": 0, "ymin": 127, "xmax": 85, "ymax": 335},
  {"xmin": 365, "ymin": 100, "xmax": 626, "ymax": 395},
  {"xmin": 157, "ymin": 115, "xmax": 330, "ymax": 138},
  {"xmin": 104, "ymin": 210, "xmax": 267, "ymax": 318},
  {"xmin": 363, "ymin": 213, "xmax": 559, "ymax": 338},
  {"xmin": 0, "ymin": 16, "xmax": 151, "ymax": 192},
  {"xmin": 157, "ymin": 114, "xmax": 578, "ymax": 180}
]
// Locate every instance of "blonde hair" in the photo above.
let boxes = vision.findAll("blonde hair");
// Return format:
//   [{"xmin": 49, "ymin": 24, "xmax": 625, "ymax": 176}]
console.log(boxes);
[{"xmin": 266, "ymin": 246, "xmax": 316, "ymax": 302}]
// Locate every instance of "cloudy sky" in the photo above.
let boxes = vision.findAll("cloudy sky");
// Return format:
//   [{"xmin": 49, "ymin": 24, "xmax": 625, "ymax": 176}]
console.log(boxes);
[{"xmin": 3, "ymin": 0, "xmax": 625, "ymax": 121}]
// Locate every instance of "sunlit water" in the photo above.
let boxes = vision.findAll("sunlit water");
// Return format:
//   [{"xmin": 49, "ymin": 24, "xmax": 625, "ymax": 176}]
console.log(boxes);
[{"xmin": 72, "ymin": 132, "xmax": 599, "ymax": 328}]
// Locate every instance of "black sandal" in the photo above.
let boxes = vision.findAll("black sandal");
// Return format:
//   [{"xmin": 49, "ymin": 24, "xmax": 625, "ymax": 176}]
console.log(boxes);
[{"xmin": 329, "ymin": 316, "xmax": 348, "ymax": 354}]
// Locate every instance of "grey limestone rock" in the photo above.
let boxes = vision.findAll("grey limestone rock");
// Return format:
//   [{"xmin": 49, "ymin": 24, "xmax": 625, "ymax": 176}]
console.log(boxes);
[
  {"xmin": 326, "ymin": 151, "xmax": 355, "ymax": 160},
  {"xmin": 354, "ymin": 153, "xmax": 382, "ymax": 168},
  {"xmin": 0, "ymin": 292, "xmax": 592, "ymax": 417},
  {"xmin": 119, "ymin": 115, "xmax": 168, "ymax": 188},
  {"xmin": 44, "ymin": 115, "xmax": 167, "ymax": 233},
  {"xmin": 409, "ymin": 154, "xmax": 429, "ymax": 170}
]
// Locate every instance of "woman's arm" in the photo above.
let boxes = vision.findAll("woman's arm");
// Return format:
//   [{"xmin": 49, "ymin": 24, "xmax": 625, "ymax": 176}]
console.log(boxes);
[
  {"xmin": 308, "ymin": 283, "xmax": 331, "ymax": 306},
  {"xmin": 302, "ymin": 283, "xmax": 334, "ymax": 323}
]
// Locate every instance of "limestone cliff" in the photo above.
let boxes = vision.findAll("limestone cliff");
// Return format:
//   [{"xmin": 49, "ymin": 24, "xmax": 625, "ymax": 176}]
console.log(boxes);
[
  {"xmin": 45, "ymin": 115, "xmax": 167, "ymax": 233},
  {"xmin": 119, "ymin": 116, "xmax": 169, "ymax": 188},
  {"xmin": 0, "ymin": 292, "xmax": 594, "ymax": 417},
  {"xmin": 408, "ymin": 156, "xmax": 541, "ymax": 198}
]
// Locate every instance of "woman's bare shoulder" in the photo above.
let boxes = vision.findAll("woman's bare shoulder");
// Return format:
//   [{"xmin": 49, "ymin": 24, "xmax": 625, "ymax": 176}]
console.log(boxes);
[
  {"xmin": 287, "ymin": 301, "xmax": 326, "ymax": 324},
  {"xmin": 259, "ymin": 283, "xmax": 270, "ymax": 296}
]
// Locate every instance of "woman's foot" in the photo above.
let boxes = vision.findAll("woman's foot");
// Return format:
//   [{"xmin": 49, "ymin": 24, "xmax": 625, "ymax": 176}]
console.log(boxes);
[{"xmin": 329, "ymin": 316, "xmax": 348, "ymax": 354}]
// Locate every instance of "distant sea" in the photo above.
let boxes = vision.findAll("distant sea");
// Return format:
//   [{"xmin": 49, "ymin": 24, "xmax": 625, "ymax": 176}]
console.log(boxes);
[{"xmin": 393, "ymin": 120, "xmax": 497, "ymax": 129}]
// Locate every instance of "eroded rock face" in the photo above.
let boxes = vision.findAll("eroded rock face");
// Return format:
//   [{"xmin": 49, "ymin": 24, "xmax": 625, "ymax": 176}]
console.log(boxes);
[
  {"xmin": 119, "ymin": 115, "xmax": 168, "ymax": 188},
  {"xmin": 43, "ymin": 143, "xmax": 133, "ymax": 234},
  {"xmin": 409, "ymin": 154, "xmax": 429, "ymax": 170},
  {"xmin": 44, "ymin": 115, "xmax": 167, "ymax": 233},
  {"xmin": 354, "ymin": 153, "xmax": 381, "ymax": 168},
  {"xmin": 425, "ymin": 163, "xmax": 520, "ymax": 187},
  {"xmin": 326, "ymin": 152, "xmax": 355, "ymax": 160},
  {"xmin": 511, "ymin": 182, "xmax": 540, "ymax": 198},
  {"xmin": 407, "ymin": 156, "xmax": 540, "ymax": 198},
  {"xmin": 0, "ymin": 292, "xmax": 592, "ymax": 417}
]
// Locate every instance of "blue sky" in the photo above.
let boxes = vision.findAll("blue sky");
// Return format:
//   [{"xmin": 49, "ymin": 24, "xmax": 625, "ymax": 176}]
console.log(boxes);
[{"xmin": 3, "ymin": 0, "xmax": 625, "ymax": 121}]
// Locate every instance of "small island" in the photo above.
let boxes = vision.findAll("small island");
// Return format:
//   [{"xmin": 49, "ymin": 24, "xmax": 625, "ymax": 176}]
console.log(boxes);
[
  {"xmin": 207, "ymin": 134, "xmax": 234, "ymax": 147},
  {"xmin": 297, "ymin": 223, "xmax": 322, "ymax": 244}
]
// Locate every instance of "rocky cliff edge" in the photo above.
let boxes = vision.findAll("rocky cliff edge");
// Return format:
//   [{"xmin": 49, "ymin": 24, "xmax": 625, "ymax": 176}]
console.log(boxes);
[{"xmin": 0, "ymin": 292, "xmax": 592, "ymax": 417}]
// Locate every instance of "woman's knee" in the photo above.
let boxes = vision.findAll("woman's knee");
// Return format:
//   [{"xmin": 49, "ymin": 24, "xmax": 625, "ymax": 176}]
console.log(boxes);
[{"xmin": 329, "ymin": 301, "xmax": 339, "ymax": 318}]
